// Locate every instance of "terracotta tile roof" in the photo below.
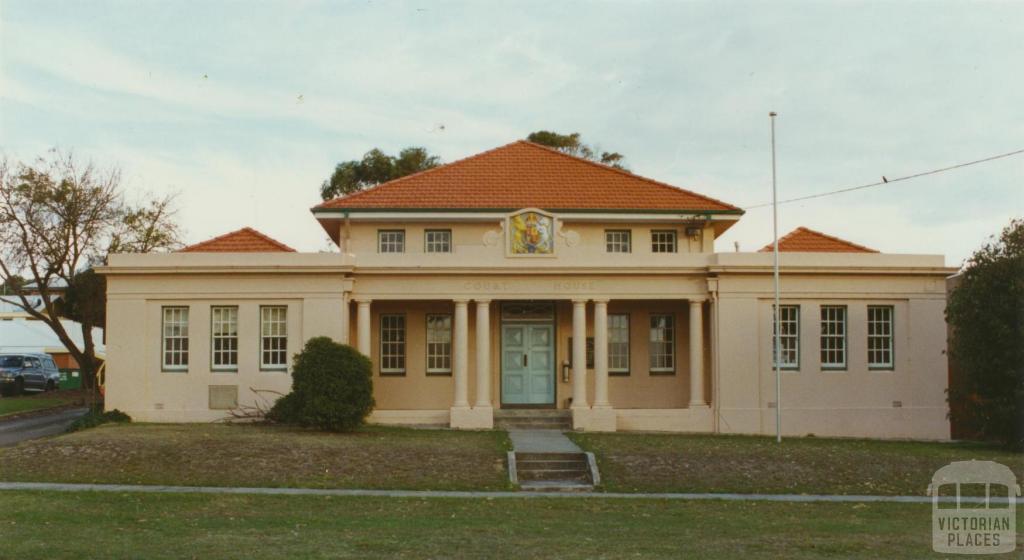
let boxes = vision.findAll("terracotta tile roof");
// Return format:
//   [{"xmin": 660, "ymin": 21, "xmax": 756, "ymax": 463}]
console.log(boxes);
[
  {"xmin": 759, "ymin": 227, "xmax": 879, "ymax": 253},
  {"xmin": 314, "ymin": 140, "xmax": 741, "ymax": 213},
  {"xmin": 179, "ymin": 227, "xmax": 296, "ymax": 253}
]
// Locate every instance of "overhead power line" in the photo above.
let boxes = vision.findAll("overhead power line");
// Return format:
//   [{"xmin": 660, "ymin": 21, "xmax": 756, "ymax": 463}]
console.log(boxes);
[{"xmin": 744, "ymin": 147, "xmax": 1024, "ymax": 210}]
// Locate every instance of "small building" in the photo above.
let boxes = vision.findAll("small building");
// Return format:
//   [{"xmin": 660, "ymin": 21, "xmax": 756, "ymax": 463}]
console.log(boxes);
[{"xmin": 99, "ymin": 141, "xmax": 955, "ymax": 438}]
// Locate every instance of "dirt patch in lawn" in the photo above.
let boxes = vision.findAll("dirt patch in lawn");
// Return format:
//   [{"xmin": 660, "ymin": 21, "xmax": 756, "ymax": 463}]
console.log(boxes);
[
  {"xmin": 0, "ymin": 423, "xmax": 511, "ymax": 491},
  {"xmin": 569, "ymin": 432, "xmax": 1023, "ymax": 495}
]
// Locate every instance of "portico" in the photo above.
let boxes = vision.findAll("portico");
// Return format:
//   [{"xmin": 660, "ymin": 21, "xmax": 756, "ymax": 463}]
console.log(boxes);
[{"xmin": 347, "ymin": 289, "xmax": 711, "ymax": 432}]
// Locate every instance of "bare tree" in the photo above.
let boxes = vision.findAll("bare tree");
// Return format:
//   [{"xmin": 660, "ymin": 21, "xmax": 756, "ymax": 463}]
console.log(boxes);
[{"xmin": 0, "ymin": 150, "xmax": 182, "ymax": 392}]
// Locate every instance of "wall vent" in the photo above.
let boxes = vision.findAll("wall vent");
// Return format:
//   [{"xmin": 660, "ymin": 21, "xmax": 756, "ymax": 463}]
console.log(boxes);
[
  {"xmin": 209, "ymin": 385, "xmax": 239, "ymax": 410},
  {"xmin": 892, "ymin": 400, "xmax": 903, "ymax": 408}
]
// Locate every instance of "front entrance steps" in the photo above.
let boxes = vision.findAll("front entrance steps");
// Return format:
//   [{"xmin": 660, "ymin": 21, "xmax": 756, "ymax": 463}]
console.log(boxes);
[
  {"xmin": 494, "ymin": 409, "xmax": 572, "ymax": 431},
  {"xmin": 513, "ymin": 452, "xmax": 594, "ymax": 492},
  {"xmin": 505, "ymin": 427, "xmax": 600, "ymax": 492}
]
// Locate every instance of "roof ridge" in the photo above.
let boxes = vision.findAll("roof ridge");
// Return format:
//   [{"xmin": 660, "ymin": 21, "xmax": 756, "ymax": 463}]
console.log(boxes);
[
  {"xmin": 760, "ymin": 226, "xmax": 878, "ymax": 253},
  {"xmin": 794, "ymin": 226, "xmax": 878, "ymax": 252},
  {"xmin": 314, "ymin": 139, "xmax": 743, "ymax": 213},
  {"xmin": 314, "ymin": 140, "xmax": 526, "ymax": 210},
  {"xmin": 180, "ymin": 227, "xmax": 296, "ymax": 252},
  {"xmin": 514, "ymin": 140, "xmax": 743, "ymax": 212}
]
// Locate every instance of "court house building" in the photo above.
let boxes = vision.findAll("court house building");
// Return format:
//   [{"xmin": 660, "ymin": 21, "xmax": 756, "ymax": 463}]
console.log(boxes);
[{"xmin": 100, "ymin": 140, "xmax": 955, "ymax": 439}]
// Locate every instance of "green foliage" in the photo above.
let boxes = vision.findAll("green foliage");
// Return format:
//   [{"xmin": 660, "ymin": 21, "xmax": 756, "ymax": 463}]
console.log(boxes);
[
  {"xmin": 268, "ymin": 337, "xmax": 374, "ymax": 432},
  {"xmin": 526, "ymin": 130, "xmax": 628, "ymax": 170},
  {"xmin": 946, "ymin": 218, "xmax": 1024, "ymax": 450},
  {"xmin": 319, "ymin": 147, "xmax": 440, "ymax": 200},
  {"xmin": 67, "ymin": 407, "xmax": 131, "ymax": 433},
  {"xmin": 63, "ymin": 268, "xmax": 106, "ymax": 328}
]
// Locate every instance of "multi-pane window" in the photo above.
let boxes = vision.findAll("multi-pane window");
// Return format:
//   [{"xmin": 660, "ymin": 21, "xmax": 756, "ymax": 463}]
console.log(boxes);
[
  {"xmin": 605, "ymin": 230, "xmax": 632, "ymax": 253},
  {"xmin": 867, "ymin": 305, "xmax": 894, "ymax": 369},
  {"xmin": 260, "ymin": 306, "xmax": 288, "ymax": 370},
  {"xmin": 425, "ymin": 314, "xmax": 452, "ymax": 374},
  {"xmin": 651, "ymin": 230, "xmax": 678, "ymax": 253},
  {"xmin": 380, "ymin": 314, "xmax": 406, "ymax": 374},
  {"xmin": 378, "ymin": 230, "xmax": 405, "ymax": 253},
  {"xmin": 162, "ymin": 306, "xmax": 189, "ymax": 370},
  {"xmin": 820, "ymin": 305, "xmax": 847, "ymax": 369},
  {"xmin": 210, "ymin": 306, "xmax": 238, "ymax": 370},
  {"xmin": 608, "ymin": 313, "xmax": 630, "ymax": 374},
  {"xmin": 772, "ymin": 305, "xmax": 800, "ymax": 369},
  {"xmin": 649, "ymin": 314, "xmax": 675, "ymax": 373},
  {"xmin": 425, "ymin": 230, "xmax": 452, "ymax": 253}
]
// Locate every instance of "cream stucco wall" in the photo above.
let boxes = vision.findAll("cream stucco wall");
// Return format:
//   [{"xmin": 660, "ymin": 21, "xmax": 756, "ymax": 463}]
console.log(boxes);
[{"xmin": 102, "ymin": 253, "xmax": 350, "ymax": 422}]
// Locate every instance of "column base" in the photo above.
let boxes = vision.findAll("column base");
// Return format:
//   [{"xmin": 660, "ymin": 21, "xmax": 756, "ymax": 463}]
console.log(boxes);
[
  {"xmin": 688, "ymin": 402, "xmax": 710, "ymax": 410},
  {"xmin": 587, "ymin": 406, "xmax": 617, "ymax": 432},
  {"xmin": 571, "ymin": 406, "xmax": 617, "ymax": 431},
  {"xmin": 450, "ymin": 406, "xmax": 493, "ymax": 430}
]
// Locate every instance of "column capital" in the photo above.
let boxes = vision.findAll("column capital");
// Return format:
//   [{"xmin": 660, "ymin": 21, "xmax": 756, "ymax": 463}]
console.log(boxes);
[
  {"xmin": 474, "ymin": 298, "xmax": 492, "ymax": 305},
  {"xmin": 689, "ymin": 297, "xmax": 707, "ymax": 305},
  {"xmin": 571, "ymin": 298, "xmax": 589, "ymax": 305},
  {"xmin": 452, "ymin": 298, "xmax": 470, "ymax": 305},
  {"xmin": 354, "ymin": 298, "xmax": 373, "ymax": 304},
  {"xmin": 592, "ymin": 298, "xmax": 610, "ymax": 305}
]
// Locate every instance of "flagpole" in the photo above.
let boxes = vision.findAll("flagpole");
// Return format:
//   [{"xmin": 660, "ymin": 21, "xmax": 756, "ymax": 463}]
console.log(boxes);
[{"xmin": 770, "ymin": 111, "xmax": 781, "ymax": 443}]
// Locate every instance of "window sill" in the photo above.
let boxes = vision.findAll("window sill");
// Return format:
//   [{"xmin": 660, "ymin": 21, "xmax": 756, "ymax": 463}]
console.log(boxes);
[
  {"xmin": 649, "ymin": 370, "xmax": 675, "ymax": 376},
  {"xmin": 821, "ymin": 366, "xmax": 847, "ymax": 371},
  {"xmin": 869, "ymin": 366, "xmax": 895, "ymax": 371},
  {"xmin": 161, "ymin": 368, "xmax": 189, "ymax": 373},
  {"xmin": 380, "ymin": 371, "xmax": 406, "ymax": 377},
  {"xmin": 426, "ymin": 371, "xmax": 452, "ymax": 377},
  {"xmin": 212, "ymin": 369, "xmax": 238, "ymax": 374},
  {"xmin": 609, "ymin": 371, "xmax": 630, "ymax": 377},
  {"xmin": 260, "ymin": 368, "xmax": 288, "ymax": 373}
]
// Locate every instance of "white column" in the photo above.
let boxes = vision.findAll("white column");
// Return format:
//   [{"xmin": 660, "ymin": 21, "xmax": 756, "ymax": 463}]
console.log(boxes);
[
  {"xmin": 340, "ymin": 292, "xmax": 350, "ymax": 345},
  {"xmin": 689, "ymin": 298, "xmax": 706, "ymax": 407},
  {"xmin": 453, "ymin": 300, "xmax": 470, "ymax": 409},
  {"xmin": 593, "ymin": 300, "xmax": 610, "ymax": 408},
  {"xmin": 571, "ymin": 299, "xmax": 588, "ymax": 410},
  {"xmin": 474, "ymin": 300, "xmax": 492, "ymax": 409},
  {"xmin": 356, "ymin": 299, "xmax": 371, "ymax": 357}
]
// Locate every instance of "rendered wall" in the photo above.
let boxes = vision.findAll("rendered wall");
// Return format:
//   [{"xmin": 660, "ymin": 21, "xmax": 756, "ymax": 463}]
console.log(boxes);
[
  {"xmin": 103, "ymin": 268, "xmax": 347, "ymax": 422},
  {"xmin": 714, "ymin": 271, "xmax": 951, "ymax": 440}
]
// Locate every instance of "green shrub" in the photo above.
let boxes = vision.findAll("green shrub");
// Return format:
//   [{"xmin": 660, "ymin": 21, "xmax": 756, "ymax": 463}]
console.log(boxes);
[
  {"xmin": 67, "ymin": 407, "xmax": 131, "ymax": 432},
  {"xmin": 268, "ymin": 337, "xmax": 374, "ymax": 432}
]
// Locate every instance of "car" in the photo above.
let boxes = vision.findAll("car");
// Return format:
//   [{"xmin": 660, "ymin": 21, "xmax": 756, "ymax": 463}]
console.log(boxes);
[{"xmin": 0, "ymin": 353, "xmax": 62, "ymax": 396}]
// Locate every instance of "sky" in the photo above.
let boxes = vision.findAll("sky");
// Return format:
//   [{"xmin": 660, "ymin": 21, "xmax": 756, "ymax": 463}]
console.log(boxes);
[{"xmin": 2, "ymin": 0, "xmax": 1022, "ymax": 265}]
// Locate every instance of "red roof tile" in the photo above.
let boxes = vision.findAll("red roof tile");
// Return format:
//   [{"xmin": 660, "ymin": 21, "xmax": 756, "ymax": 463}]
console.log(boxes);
[
  {"xmin": 759, "ymin": 227, "xmax": 878, "ymax": 253},
  {"xmin": 314, "ymin": 141, "xmax": 741, "ymax": 213},
  {"xmin": 179, "ymin": 227, "xmax": 296, "ymax": 253}
]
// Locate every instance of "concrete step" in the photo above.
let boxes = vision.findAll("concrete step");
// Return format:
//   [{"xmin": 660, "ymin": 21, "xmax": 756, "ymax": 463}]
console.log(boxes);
[
  {"xmin": 513, "ymin": 451, "xmax": 592, "ymax": 485},
  {"xmin": 516, "ymin": 459, "xmax": 588, "ymax": 470},
  {"xmin": 518, "ymin": 469, "xmax": 590, "ymax": 482},
  {"xmin": 496, "ymin": 421, "xmax": 572, "ymax": 430},
  {"xmin": 515, "ymin": 452, "xmax": 585, "ymax": 461},
  {"xmin": 494, "ymin": 409, "xmax": 571, "ymax": 418}
]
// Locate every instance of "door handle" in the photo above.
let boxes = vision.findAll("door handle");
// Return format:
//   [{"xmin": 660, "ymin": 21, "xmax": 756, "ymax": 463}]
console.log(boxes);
[{"xmin": 523, "ymin": 354, "xmax": 528, "ymax": 367}]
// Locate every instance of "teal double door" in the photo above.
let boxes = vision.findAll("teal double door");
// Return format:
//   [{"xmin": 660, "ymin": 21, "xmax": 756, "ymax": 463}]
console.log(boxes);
[{"xmin": 501, "ymin": 323, "xmax": 555, "ymax": 406}]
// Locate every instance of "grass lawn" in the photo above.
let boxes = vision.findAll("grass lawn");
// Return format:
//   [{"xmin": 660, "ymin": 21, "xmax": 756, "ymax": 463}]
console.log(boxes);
[
  {"xmin": 569, "ymin": 432, "xmax": 1024, "ymax": 495},
  {"xmin": 0, "ymin": 390, "xmax": 84, "ymax": 417},
  {"xmin": 5, "ymin": 491, "xmax": 1018, "ymax": 559},
  {"xmin": 0, "ymin": 423, "xmax": 511, "ymax": 491}
]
